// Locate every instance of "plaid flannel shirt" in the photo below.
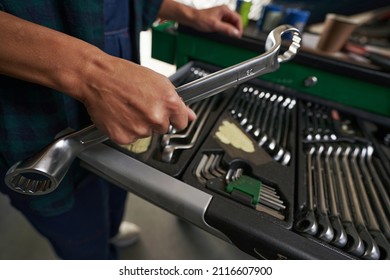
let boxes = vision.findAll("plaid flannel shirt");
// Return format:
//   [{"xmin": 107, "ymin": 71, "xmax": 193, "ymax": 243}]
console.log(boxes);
[{"xmin": 0, "ymin": 0, "xmax": 163, "ymax": 215}]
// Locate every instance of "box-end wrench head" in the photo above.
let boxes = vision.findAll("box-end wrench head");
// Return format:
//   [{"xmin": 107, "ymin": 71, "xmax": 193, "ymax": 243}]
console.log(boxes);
[
  {"xmin": 176, "ymin": 25, "xmax": 301, "ymax": 104},
  {"xmin": 4, "ymin": 25, "xmax": 301, "ymax": 195}
]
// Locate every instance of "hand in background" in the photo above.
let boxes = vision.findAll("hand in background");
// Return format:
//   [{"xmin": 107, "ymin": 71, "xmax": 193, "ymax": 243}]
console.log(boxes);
[
  {"xmin": 159, "ymin": 1, "xmax": 243, "ymax": 38},
  {"xmin": 190, "ymin": 5, "xmax": 243, "ymax": 38}
]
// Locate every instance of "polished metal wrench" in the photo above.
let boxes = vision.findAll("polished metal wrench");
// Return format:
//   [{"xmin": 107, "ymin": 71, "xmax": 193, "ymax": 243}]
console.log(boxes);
[
  {"xmin": 324, "ymin": 146, "xmax": 347, "ymax": 248},
  {"xmin": 5, "ymin": 25, "xmax": 301, "ymax": 195},
  {"xmin": 342, "ymin": 146, "xmax": 380, "ymax": 260},
  {"xmin": 334, "ymin": 146, "xmax": 364, "ymax": 257},
  {"xmin": 294, "ymin": 146, "xmax": 318, "ymax": 235}
]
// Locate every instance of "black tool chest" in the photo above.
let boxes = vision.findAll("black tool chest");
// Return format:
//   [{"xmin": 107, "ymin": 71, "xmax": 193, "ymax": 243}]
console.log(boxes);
[{"xmin": 82, "ymin": 59, "xmax": 389, "ymax": 260}]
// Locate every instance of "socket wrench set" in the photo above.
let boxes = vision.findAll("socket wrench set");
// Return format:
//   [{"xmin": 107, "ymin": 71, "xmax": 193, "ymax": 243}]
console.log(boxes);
[{"xmin": 117, "ymin": 61, "xmax": 390, "ymax": 259}]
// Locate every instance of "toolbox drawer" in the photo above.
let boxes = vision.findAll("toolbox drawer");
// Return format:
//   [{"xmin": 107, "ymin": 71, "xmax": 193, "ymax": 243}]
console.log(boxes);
[{"xmin": 79, "ymin": 61, "xmax": 390, "ymax": 260}]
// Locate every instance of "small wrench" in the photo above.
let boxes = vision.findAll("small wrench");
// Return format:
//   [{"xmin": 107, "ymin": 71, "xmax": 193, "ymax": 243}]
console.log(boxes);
[
  {"xmin": 343, "ymin": 146, "xmax": 380, "ymax": 260},
  {"xmin": 294, "ymin": 146, "xmax": 318, "ymax": 235},
  {"xmin": 324, "ymin": 146, "xmax": 347, "ymax": 248},
  {"xmin": 314, "ymin": 145, "xmax": 334, "ymax": 243}
]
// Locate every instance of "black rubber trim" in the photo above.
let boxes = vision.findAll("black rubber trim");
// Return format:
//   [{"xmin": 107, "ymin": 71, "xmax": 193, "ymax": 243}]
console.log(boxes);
[{"xmin": 204, "ymin": 196, "xmax": 354, "ymax": 260}]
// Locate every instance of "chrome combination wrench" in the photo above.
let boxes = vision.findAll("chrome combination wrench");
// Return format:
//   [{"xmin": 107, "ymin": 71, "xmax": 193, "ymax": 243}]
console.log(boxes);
[{"xmin": 5, "ymin": 25, "xmax": 301, "ymax": 195}]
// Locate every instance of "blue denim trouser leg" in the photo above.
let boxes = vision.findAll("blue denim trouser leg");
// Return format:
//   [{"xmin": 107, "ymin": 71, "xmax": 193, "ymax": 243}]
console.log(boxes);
[{"xmin": 0, "ymin": 168, "xmax": 127, "ymax": 260}]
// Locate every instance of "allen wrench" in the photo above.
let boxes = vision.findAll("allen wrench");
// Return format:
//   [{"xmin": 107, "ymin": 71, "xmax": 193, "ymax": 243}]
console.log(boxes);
[
  {"xmin": 4, "ymin": 25, "xmax": 301, "ymax": 195},
  {"xmin": 160, "ymin": 100, "xmax": 206, "ymax": 147},
  {"xmin": 161, "ymin": 96, "xmax": 216, "ymax": 163}
]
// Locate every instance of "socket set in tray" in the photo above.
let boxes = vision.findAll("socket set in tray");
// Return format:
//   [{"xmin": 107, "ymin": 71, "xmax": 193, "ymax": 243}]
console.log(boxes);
[{"xmin": 115, "ymin": 62, "xmax": 390, "ymax": 259}]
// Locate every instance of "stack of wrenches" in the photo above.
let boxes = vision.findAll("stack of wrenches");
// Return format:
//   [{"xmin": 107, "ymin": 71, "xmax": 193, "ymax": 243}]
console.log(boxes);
[
  {"xmin": 295, "ymin": 143, "xmax": 390, "ymax": 259},
  {"xmin": 229, "ymin": 86, "xmax": 296, "ymax": 165}
]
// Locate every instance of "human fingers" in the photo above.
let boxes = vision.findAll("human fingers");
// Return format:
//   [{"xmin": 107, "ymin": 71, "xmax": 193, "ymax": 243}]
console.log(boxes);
[
  {"xmin": 167, "ymin": 99, "xmax": 197, "ymax": 133},
  {"xmin": 212, "ymin": 20, "xmax": 242, "ymax": 38},
  {"xmin": 201, "ymin": 5, "xmax": 242, "ymax": 38},
  {"xmin": 217, "ymin": 5, "xmax": 243, "ymax": 36}
]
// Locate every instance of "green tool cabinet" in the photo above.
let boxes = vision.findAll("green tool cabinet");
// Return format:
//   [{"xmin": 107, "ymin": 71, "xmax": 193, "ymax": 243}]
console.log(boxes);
[{"xmin": 151, "ymin": 22, "xmax": 390, "ymax": 117}]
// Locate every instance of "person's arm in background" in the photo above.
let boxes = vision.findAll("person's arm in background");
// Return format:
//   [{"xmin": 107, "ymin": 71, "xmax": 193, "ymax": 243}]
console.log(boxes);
[
  {"xmin": 158, "ymin": 0, "xmax": 243, "ymax": 38},
  {"xmin": 0, "ymin": 11, "xmax": 195, "ymax": 145},
  {"xmin": 0, "ymin": 2, "xmax": 241, "ymax": 145}
]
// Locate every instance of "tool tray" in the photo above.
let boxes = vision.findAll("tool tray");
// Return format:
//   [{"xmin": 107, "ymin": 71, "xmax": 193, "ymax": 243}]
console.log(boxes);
[{"xmin": 102, "ymin": 61, "xmax": 389, "ymax": 259}]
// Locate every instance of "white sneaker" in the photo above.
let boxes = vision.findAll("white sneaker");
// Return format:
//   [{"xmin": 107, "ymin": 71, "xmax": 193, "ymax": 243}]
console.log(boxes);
[{"xmin": 110, "ymin": 221, "xmax": 140, "ymax": 247}]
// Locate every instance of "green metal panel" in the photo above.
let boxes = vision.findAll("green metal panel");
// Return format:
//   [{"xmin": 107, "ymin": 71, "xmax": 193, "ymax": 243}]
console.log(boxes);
[
  {"xmin": 176, "ymin": 33, "xmax": 255, "ymax": 68},
  {"xmin": 261, "ymin": 63, "xmax": 390, "ymax": 117},
  {"xmin": 151, "ymin": 21, "xmax": 177, "ymax": 65}
]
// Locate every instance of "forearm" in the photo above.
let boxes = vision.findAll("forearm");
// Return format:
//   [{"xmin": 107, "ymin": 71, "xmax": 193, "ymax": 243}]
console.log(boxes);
[
  {"xmin": 158, "ymin": 0, "xmax": 242, "ymax": 38},
  {"xmin": 158, "ymin": 0, "xmax": 196, "ymax": 27},
  {"xmin": 0, "ymin": 11, "xmax": 103, "ymax": 101}
]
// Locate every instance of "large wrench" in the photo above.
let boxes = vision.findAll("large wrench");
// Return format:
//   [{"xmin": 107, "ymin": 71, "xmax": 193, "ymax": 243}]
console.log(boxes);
[{"xmin": 4, "ymin": 25, "xmax": 301, "ymax": 195}]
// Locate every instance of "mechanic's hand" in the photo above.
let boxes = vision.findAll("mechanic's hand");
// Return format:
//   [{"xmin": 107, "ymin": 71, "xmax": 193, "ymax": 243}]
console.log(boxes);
[
  {"xmin": 81, "ymin": 55, "xmax": 196, "ymax": 145},
  {"xmin": 191, "ymin": 5, "xmax": 243, "ymax": 38}
]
